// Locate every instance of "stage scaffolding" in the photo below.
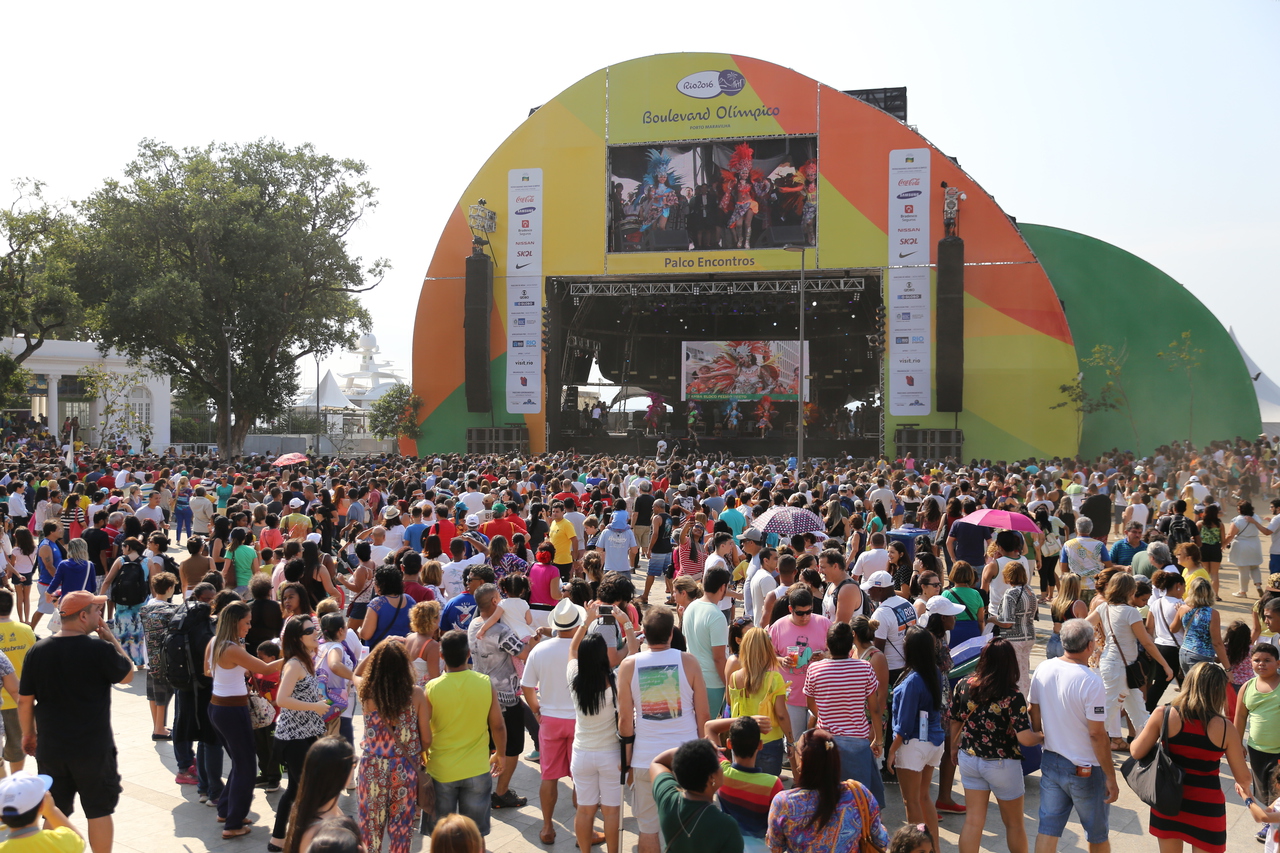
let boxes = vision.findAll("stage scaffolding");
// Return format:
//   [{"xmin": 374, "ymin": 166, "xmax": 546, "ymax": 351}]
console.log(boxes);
[{"xmin": 563, "ymin": 276, "xmax": 872, "ymax": 297}]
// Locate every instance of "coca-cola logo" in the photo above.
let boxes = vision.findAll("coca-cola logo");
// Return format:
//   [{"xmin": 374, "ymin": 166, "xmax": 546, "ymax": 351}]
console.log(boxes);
[{"xmin": 897, "ymin": 178, "xmax": 921, "ymax": 187}]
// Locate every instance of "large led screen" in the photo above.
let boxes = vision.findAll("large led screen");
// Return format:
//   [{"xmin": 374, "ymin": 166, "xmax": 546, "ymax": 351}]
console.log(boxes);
[{"xmin": 682, "ymin": 340, "xmax": 809, "ymax": 401}]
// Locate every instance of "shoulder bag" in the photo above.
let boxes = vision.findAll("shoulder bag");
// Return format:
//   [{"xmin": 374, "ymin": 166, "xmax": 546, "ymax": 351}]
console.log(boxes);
[
  {"xmin": 247, "ymin": 676, "xmax": 275, "ymax": 729},
  {"xmin": 846, "ymin": 779, "xmax": 886, "ymax": 853},
  {"xmin": 1120, "ymin": 704, "xmax": 1185, "ymax": 813},
  {"xmin": 1104, "ymin": 607, "xmax": 1146, "ymax": 689}
]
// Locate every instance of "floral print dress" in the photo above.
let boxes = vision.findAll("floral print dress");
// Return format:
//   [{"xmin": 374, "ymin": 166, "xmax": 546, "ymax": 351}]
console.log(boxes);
[
  {"xmin": 358, "ymin": 705, "xmax": 420, "ymax": 853},
  {"xmin": 951, "ymin": 677, "xmax": 1031, "ymax": 759}
]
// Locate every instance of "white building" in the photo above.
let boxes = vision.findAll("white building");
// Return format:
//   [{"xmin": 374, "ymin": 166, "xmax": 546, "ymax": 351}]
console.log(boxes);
[{"xmin": 2, "ymin": 338, "xmax": 171, "ymax": 449}]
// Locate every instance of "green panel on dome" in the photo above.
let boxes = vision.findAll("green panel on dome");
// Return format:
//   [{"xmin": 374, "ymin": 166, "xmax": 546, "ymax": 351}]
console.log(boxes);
[{"xmin": 1020, "ymin": 224, "xmax": 1260, "ymax": 457}]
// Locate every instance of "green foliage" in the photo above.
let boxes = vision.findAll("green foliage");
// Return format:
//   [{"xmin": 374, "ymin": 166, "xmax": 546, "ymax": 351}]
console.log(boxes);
[
  {"xmin": 1051, "ymin": 375, "xmax": 1120, "ymax": 450},
  {"xmin": 367, "ymin": 383, "xmax": 422, "ymax": 440},
  {"xmin": 77, "ymin": 364, "xmax": 154, "ymax": 448},
  {"xmin": 1158, "ymin": 330, "xmax": 1205, "ymax": 443},
  {"xmin": 0, "ymin": 180, "xmax": 88, "ymax": 366},
  {"xmin": 76, "ymin": 139, "xmax": 386, "ymax": 457},
  {"xmin": 1082, "ymin": 343, "xmax": 1139, "ymax": 448}
]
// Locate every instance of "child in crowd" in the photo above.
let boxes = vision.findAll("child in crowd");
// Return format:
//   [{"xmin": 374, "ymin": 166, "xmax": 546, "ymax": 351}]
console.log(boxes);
[
  {"xmin": 1244, "ymin": 761, "xmax": 1280, "ymax": 852},
  {"xmin": 888, "ymin": 823, "xmax": 934, "ymax": 853},
  {"xmin": 252, "ymin": 640, "xmax": 282, "ymax": 792},
  {"xmin": 477, "ymin": 574, "xmax": 533, "ymax": 641},
  {"xmin": 0, "ymin": 771, "xmax": 85, "ymax": 853}
]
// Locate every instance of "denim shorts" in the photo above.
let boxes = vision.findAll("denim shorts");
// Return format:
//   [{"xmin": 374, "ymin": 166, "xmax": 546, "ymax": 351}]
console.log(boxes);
[
  {"xmin": 1037, "ymin": 750, "xmax": 1109, "ymax": 843},
  {"xmin": 958, "ymin": 751, "xmax": 1025, "ymax": 801},
  {"xmin": 646, "ymin": 552, "xmax": 672, "ymax": 578},
  {"xmin": 426, "ymin": 771, "xmax": 492, "ymax": 836}
]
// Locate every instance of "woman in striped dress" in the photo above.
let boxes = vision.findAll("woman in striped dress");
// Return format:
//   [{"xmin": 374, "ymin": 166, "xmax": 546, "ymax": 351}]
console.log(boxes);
[{"xmin": 1132, "ymin": 662, "xmax": 1254, "ymax": 853}]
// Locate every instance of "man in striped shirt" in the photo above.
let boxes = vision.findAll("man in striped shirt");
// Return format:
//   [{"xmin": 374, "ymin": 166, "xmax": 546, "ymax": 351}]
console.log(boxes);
[{"xmin": 803, "ymin": 621, "xmax": 885, "ymax": 807}]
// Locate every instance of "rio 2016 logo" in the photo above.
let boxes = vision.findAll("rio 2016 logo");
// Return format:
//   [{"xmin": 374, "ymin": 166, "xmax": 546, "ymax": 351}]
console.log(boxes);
[{"xmin": 676, "ymin": 70, "xmax": 746, "ymax": 99}]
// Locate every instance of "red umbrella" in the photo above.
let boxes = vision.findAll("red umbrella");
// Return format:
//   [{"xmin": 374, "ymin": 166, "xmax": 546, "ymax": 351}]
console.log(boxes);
[
  {"xmin": 953, "ymin": 508, "xmax": 1039, "ymax": 533},
  {"xmin": 271, "ymin": 452, "xmax": 309, "ymax": 466}
]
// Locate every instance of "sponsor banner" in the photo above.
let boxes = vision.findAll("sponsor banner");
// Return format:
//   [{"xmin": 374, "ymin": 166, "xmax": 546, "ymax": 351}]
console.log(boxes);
[
  {"xmin": 887, "ymin": 268, "xmax": 932, "ymax": 415},
  {"xmin": 606, "ymin": 54, "xmax": 813, "ymax": 144},
  {"xmin": 888, "ymin": 149, "xmax": 931, "ymax": 416},
  {"xmin": 506, "ymin": 169, "xmax": 543, "ymax": 414},
  {"xmin": 889, "ymin": 148, "xmax": 930, "ymax": 265},
  {"xmin": 682, "ymin": 340, "xmax": 808, "ymax": 402}
]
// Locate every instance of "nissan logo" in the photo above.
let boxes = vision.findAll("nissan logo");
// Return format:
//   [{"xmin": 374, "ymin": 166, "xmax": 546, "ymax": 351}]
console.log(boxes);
[{"xmin": 896, "ymin": 190, "xmax": 922, "ymax": 200}]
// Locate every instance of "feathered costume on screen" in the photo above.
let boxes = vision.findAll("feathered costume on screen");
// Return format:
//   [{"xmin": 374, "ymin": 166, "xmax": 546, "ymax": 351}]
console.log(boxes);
[
  {"xmin": 638, "ymin": 150, "xmax": 682, "ymax": 232},
  {"xmin": 720, "ymin": 144, "xmax": 769, "ymax": 247},
  {"xmin": 726, "ymin": 400, "xmax": 742, "ymax": 429},
  {"xmin": 755, "ymin": 395, "xmax": 776, "ymax": 434},
  {"xmin": 685, "ymin": 341, "xmax": 780, "ymax": 397},
  {"xmin": 644, "ymin": 392, "xmax": 666, "ymax": 431},
  {"xmin": 777, "ymin": 158, "xmax": 818, "ymax": 237},
  {"xmin": 803, "ymin": 401, "xmax": 821, "ymax": 427}
]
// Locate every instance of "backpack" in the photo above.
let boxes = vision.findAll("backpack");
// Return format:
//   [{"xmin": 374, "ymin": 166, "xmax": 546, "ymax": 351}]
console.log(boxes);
[
  {"xmin": 155, "ymin": 553, "xmax": 181, "ymax": 578},
  {"xmin": 315, "ymin": 641, "xmax": 354, "ymax": 723},
  {"xmin": 1166, "ymin": 514, "xmax": 1195, "ymax": 550},
  {"xmin": 111, "ymin": 558, "xmax": 148, "ymax": 606},
  {"xmin": 156, "ymin": 603, "xmax": 201, "ymax": 691}
]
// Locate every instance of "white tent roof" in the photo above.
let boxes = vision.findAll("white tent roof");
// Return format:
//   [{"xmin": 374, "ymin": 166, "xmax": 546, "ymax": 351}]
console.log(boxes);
[
  {"xmin": 1230, "ymin": 328, "xmax": 1280, "ymax": 436},
  {"xmin": 299, "ymin": 370, "xmax": 358, "ymax": 410}
]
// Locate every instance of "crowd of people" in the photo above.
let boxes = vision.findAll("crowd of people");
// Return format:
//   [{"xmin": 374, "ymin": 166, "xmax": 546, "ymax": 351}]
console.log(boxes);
[{"xmin": 0, "ymin": 435, "xmax": 1278, "ymax": 853}]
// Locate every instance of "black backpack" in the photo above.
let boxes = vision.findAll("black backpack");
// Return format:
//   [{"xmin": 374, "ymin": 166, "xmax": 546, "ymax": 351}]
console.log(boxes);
[
  {"xmin": 111, "ymin": 559, "xmax": 148, "ymax": 606},
  {"xmin": 156, "ymin": 602, "xmax": 209, "ymax": 691},
  {"xmin": 155, "ymin": 553, "xmax": 181, "ymax": 578},
  {"xmin": 1166, "ymin": 514, "xmax": 1195, "ymax": 550}
]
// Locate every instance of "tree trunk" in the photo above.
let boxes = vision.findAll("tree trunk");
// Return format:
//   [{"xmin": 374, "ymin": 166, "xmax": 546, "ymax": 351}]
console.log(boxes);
[{"xmin": 214, "ymin": 407, "xmax": 254, "ymax": 458}]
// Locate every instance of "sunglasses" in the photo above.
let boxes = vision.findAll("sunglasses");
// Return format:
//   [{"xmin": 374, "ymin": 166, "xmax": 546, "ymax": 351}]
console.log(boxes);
[
  {"xmin": 923, "ymin": 581, "xmax": 941, "ymax": 587},
  {"xmin": 300, "ymin": 626, "xmax": 317, "ymax": 635},
  {"xmin": 792, "ymin": 608, "xmax": 812, "ymax": 616},
  {"xmin": 732, "ymin": 616, "xmax": 754, "ymax": 627}
]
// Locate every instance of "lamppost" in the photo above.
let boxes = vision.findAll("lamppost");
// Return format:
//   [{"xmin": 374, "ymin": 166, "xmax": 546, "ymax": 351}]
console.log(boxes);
[
  {"xmin": 223, "ymin": 326, "xmax": 234, "ymax": 458},
  {"xmin": 315, "ymin": 354, "xmax": 322, "ymax": 456},
  {"xmin": 785, "ymin": 245, "xmax": 806, "ymax": 472}
]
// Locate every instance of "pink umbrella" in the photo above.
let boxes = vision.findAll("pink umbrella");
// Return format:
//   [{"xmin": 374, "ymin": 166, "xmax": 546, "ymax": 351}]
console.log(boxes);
[
  {"xmin": 271, "ymin": 452, "xmax": 309, "ymax": 466},
  {"xmin": 953, "ymin": 508, "xmax": 1039, "ymax": 533}
]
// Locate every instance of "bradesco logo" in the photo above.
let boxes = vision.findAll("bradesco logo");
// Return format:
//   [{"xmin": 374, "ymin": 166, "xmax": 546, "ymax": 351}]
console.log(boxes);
[{"xmin": 676, "ymin": 69, "xmax": 746, "ymax": 99}]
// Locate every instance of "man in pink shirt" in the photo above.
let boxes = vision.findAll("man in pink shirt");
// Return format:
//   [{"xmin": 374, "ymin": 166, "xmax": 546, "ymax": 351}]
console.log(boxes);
[{"xmin": 766, "ymin": 586, "xmax": 829, "ymax": 746}]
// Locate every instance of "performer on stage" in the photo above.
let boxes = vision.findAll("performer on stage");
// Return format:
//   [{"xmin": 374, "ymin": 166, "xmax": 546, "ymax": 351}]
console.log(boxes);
[{"xmin": 720, "ymin": 143, "xmax": 769, "ymax": 248}]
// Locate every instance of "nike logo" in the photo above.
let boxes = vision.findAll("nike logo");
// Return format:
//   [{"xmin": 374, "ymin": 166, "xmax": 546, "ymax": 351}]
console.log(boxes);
[
  {"xmin": 516, "ymin": 263, "xmax": 531, "ymax": 269},
  {"xmin": 899, "ymin": 252, "xmax": 917, "ymax": 258}
]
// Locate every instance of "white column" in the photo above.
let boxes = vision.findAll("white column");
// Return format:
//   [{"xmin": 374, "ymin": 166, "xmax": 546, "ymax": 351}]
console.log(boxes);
[{"xmin": 45, "ymin": 373, "xmax": 60, "ymax": 438}]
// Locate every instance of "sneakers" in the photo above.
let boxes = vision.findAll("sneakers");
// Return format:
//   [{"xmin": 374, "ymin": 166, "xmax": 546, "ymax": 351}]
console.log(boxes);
[
  {"xmin": 523, "ymin": 750, "xmax": 540, "ymax": 763},
  {"xmin": 198, "ymin": 793, "xmax": 208, "ymax": 804},
  {"xmin": 259, "ymin": 781, "xmax": 280, "ymax": 793},
  {"xmin": 175, "ymin": 771, "xmax": 199, "ymax": 786},
  {"xmin": 935, "ymin": 800, "xmax": 966, "ymax": 815},
  {"xmin": 491, "ymin": 790, "xmax": 526, "ymax": 809},
  {"xmin": 1259, "ymin": 826, "xmax": 1270, "ymax": 844}
]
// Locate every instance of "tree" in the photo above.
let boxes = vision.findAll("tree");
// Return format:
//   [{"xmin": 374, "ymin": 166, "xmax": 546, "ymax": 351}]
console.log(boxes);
[
  {"xmin": 1158, "ymin": 330, "xmax": 1204, "ymax": 444},
  {"xmin": 0, "ymin": 180, "xmax": 87, "ymax": 388},
  {"xmin": 1082, "ymin": 343, "xmax": 1139, "ymax": 448},
  {"xmin": 1051, "ymin": 373, "xmax": 1120, "ymax": 450},
  {"xmin": 77, "ymin": 139, "xmax": 386, "ymax": 457},
  {"xmin": 368, "ymin": 383, "xmax": 422, "ymax": 441},
  {"xmin": 77, "ymin": 365, "xmax": 155, "ymax": 450}
]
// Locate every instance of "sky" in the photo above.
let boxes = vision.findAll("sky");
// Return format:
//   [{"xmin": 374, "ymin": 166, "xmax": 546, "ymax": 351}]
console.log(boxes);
[{"xmin": 5, "ymin": 0, "xmax": 1278, "ymax": 395}]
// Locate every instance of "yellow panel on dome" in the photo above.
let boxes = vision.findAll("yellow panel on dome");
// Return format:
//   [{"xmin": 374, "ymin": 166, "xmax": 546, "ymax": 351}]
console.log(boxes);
[
  {"xmin": 607, "ymin": 54, "xmax": 805, "ymax": 144},
  {"xmin": 965, "ymin": 293, "xmax": 1046, "ymax": 339},
  {"xmin": 815, "ymin": 177, "xmax": 887, "ymax": 269}
]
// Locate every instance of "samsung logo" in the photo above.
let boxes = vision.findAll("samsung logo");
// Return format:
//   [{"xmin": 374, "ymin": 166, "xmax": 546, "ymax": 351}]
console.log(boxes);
[
  {"xmin": 897, "ymin": 190, "xmax": 922, "ymax": 200},
  {"xmin": 514, "ymin": 206, "xmax": 536, "ymax": 215}
]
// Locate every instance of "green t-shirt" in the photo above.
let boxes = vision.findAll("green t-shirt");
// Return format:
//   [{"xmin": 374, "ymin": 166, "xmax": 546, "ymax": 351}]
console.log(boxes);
[
  {"xmin": 944, "ymin": 586, "xmax": 984, "ymax": 622},
  {"xmin": 683, "ymin": 599, "xmax": 730, "ymax": 689},
  {"xmin": 1244, "ymin": 677, "xmax": 1280, "ymax": 753},
  {"xmin": 653, "ymin": 773, "xmax": 744, "ymax": 853}
]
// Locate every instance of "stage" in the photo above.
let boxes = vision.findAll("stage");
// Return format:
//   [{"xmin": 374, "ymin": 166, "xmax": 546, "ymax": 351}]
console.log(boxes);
[{"xmin": 551, "ymin": 430, "xmax": 880, "ymax": 460}]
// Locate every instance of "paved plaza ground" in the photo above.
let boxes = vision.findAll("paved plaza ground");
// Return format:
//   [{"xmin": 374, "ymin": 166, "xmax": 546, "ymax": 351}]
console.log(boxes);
[{"xmin": 38, "ymin": 544, "xmax": 1275, "ymax": 853}]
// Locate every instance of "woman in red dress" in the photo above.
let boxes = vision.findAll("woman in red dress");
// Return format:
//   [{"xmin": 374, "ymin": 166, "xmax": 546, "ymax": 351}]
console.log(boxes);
[{"xmin": 1132, "ymin": 662, "xmax": 1254, "ymax": 853}]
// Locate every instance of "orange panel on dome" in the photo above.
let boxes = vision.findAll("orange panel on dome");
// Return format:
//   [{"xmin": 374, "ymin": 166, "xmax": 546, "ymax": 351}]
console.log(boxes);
[{"xmin": 730, "ymin": 55, "xmax": 817, "ymax": 136}]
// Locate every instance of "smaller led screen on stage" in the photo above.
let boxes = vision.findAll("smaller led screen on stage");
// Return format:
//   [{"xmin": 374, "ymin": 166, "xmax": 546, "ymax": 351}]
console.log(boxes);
[
  {"xmin": 608, "ymin": 136, "xmax": 817, "ymax": 253},
  {"xmin": 682, "ymin": 340, "xmax": 808, "ymax": 401}
]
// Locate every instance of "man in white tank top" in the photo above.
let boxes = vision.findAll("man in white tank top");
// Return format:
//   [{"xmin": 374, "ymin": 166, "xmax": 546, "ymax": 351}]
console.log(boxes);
[{"xmin": 617, "ymin": 606, "xmax": 710, "ymax": 853}]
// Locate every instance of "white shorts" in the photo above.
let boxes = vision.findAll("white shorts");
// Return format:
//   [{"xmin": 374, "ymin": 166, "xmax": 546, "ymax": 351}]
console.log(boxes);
[
  {"xmin": 895, "ymin": 739, "xmax": 944, "ymax": 773},
  {"xmin": 628, "ymin": 766, "xmax": 659, "ymax": 834},
  {"xmin": 571, "ymin": 748, "xmax": 622, "ymax": 807}
]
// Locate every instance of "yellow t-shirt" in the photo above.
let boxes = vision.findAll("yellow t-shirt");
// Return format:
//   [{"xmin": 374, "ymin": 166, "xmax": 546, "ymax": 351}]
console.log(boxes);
[
  {"xmin": 727, "ymin": 669, "xmax": 788, "ymax": 743},
  {"xmin": 733, "ymin": 559, "xmax": 749, "ymax": 584},
  {"xmin": 425, "ymin": 670, "xmax": 493, "ymax": 784},
  {"xmin": 0, "ymin": 826, "xmax": 84, "ymax": 853},
  {"xmin": 0, "ymin": 620, "xmax": 35, "ymax": 712},
  {"xmin": 1184, "ymin": 566, "xmax": 1211, "ymax": 588},
  {"xmin": 549, "ymin": 519, "xmax": 576, "ymax": 564}
]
